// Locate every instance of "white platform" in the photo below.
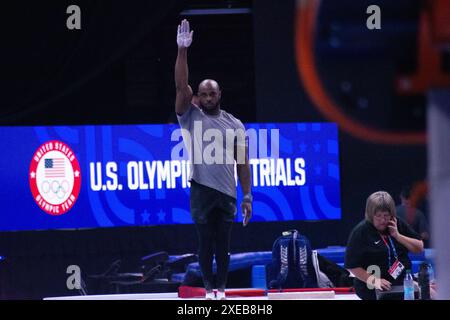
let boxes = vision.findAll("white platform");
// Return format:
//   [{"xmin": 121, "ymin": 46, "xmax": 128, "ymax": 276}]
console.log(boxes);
[{"xmin": 44, "ymin": 291, "xmax": 360, "ymax": 300}]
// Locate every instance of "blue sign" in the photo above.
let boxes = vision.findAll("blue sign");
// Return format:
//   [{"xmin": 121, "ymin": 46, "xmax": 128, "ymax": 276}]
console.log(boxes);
[{"xmin": 0, "ymin": 122, "xmax": 341, "ymax": 231}]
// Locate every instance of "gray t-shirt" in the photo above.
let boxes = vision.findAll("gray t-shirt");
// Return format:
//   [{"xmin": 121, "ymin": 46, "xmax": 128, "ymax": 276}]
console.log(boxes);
[{"xmin": 177, "ymin": 104, "xmax": 246, "ymax": 199}]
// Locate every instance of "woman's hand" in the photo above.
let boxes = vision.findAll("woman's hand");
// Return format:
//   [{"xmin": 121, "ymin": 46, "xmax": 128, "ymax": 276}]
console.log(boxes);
[
  {"xmin": 387, "ymin": 217, "xmax": 399, "ymax": 239},
  {"xmin": 376, "ymin": 278, "xmax": 392, "ymax": 291}
]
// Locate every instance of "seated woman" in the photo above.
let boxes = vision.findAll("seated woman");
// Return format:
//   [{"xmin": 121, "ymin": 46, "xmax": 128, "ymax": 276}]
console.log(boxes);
[{"xmin": 345, "ymin": 191, "xmax": 424, "ymax": 300}]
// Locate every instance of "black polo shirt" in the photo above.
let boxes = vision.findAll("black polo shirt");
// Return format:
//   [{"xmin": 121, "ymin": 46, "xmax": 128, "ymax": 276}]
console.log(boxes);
[{"xmin": 344, "ymin": 218, "xmax": 421, "ymax": 300}]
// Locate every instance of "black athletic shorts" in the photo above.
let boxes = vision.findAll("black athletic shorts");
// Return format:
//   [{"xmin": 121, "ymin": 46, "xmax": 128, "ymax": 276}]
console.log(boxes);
[{"xmin": 189, "ymin": 179, "xmax": 237, "ymax": 224}]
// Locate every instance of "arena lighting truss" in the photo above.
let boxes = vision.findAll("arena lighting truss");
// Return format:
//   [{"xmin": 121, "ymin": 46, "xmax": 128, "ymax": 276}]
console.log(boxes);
[
  {"xmin": 180, "ymin": 0, "xmax": 252, "ymax": 16},
  {"xmin": 180, "ymin": 8, "xmax": 251, "ymax": 15}
]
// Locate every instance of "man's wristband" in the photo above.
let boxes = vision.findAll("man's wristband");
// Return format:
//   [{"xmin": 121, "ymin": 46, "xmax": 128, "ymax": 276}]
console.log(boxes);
[{"xmin": 243, "ymin": 194, "xmax": 253, "ymax": 203}]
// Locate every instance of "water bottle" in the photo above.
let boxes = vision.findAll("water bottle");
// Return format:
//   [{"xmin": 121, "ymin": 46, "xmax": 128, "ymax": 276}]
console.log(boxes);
[
  {"xmin": 428, "ymin": 264, "xmax": 435, "ymax": 285},
  {"xmin": 418, "ymin": 263, "xmax": 431, "ymax": 300},
  {"xmin": 403, "ymin": 269, "xmax": 414, "ymax": 300}
]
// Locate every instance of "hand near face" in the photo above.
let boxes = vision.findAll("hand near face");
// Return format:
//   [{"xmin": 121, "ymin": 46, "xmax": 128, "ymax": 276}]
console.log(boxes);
[{"xmin": 387, "ymin": 217, "xmax": 399, "ymax": 239}]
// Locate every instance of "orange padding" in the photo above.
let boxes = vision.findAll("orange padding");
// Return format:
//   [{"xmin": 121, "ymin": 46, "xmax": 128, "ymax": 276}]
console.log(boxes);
[{"xmin": 178, "ymin": 286, "xmax": 354, "ymax": 298}]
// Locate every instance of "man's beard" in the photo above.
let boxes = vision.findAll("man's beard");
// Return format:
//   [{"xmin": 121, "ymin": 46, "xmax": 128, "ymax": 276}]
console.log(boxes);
[{"xmin": 200, "ymin": 101, "xmax": 220, "ymax": 111}]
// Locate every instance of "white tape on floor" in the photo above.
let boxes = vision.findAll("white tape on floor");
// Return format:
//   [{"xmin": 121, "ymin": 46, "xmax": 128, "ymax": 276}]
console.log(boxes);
[{"xmin": 267, "ymin": 290, "xmax": 336, "ymax": 300}]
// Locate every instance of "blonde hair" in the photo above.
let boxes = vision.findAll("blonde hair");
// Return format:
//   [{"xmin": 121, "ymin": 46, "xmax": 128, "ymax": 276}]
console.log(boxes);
[{"xmin": 365, "ymin": 191, "xmax": 396, "ymax": 223}]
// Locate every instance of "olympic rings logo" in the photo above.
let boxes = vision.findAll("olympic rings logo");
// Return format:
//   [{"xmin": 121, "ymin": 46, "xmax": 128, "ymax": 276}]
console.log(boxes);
[
  {"xmin": 41, "ymin": 180, "xmax": 70, "ymax": 200},
  {"xmin": 30, "ymin": 140, "xmax": 81, "ymax": 215}
]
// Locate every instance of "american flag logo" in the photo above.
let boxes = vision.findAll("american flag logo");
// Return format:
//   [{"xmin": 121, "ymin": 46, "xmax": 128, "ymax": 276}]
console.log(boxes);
[{"xmin": 44, "ymin": 158, "xmax": 65, "ymax": 178}]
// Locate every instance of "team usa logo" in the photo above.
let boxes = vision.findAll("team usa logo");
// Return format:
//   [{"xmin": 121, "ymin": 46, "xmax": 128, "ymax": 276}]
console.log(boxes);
[{"xmin": 29, "ymin": 140, "xmax": 81, "ymax": 215}]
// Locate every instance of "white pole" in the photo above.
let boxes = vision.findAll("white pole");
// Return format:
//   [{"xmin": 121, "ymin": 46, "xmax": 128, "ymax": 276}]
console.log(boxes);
[{"xmin": 427, "ymin": 89, "xmax": 450, "ymax": 300}]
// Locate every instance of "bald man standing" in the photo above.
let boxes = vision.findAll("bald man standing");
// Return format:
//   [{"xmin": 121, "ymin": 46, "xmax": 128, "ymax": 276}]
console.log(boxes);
[{"xmin": 174, "ymin": 19, "xmax": 252, "ymax": 300}]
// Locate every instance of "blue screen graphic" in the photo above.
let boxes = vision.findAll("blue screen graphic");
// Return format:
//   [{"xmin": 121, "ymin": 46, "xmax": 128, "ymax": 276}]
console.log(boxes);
[{"xmin": 0, "ymin": 122, "xmax": 341, "ymax": 231}]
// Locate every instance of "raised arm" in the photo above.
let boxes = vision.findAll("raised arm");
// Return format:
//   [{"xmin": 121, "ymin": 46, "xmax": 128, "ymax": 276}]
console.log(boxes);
[
  {"xmin": 388, "ymin": 217, "xmax": 424, "ymax": 254},
  {"xmin": 175, "ymin": 19, "xmax": 194, "ymax": 116}
]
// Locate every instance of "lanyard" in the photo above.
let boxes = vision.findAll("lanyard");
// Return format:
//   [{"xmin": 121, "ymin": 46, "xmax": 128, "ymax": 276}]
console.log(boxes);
[{"xmin": 380, "ymin": 235, "xmax": 398, "ymax": 267}]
